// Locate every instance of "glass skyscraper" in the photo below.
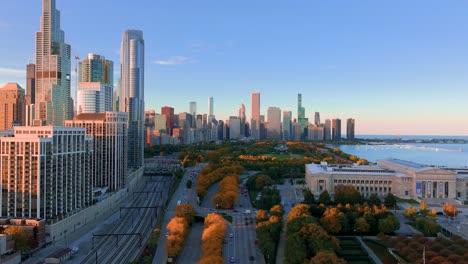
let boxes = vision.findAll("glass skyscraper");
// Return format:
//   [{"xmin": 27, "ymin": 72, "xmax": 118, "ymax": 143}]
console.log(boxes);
[
  {"xmin": 121, "ymin": 30, "xmax": 145, "ymax": 169},
  {"xmin": 34, "ymin": 0, "xmax": 71, "ymax": 126}
]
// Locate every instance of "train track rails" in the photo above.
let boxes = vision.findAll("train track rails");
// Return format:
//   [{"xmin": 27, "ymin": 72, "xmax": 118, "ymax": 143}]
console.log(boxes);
[{"xmin": 80, "ymin": 176, "xmax": 171, "ymax": 264}]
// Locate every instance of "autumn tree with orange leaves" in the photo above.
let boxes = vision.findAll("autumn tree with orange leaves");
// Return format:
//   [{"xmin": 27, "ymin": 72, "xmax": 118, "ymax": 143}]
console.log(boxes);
[
  {"xmin": 197, "ymin": 213, "xmax": 227, "ymax": 264},
  {"xmin": 443, "ymin": 202, "xmax": 458, "ymax": 218}
]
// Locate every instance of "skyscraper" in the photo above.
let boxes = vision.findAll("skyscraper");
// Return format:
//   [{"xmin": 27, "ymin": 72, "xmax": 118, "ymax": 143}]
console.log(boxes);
[
  {"xmin": 121, "ymin": 30, "xmax": 145, "ymax": 168},
  {"xmin": 267, "ymin": 107, "xmax": 281, "ymax": 140},
  {"xmin": 0, "ymin": 83, "xmax": 25, "ymax": 130},
  {"xmin": 314, "ymin": 112, "xmax": 320, "ymax": 126},
  {"xmin": 297, "ymin": 94, "xmax": 308, "ymax": 139},
  {"xmin": 189, "ymin": 101, "xmax": 197, "ymax": 127},
  {"xmin": 283, "ymin": 110, "xmax": 292, "ymax": 141},
  {"xmin": 251, "ymin": 92, "xmax": 260, "ymax": 139},
  {"xmin": 208, "ymin": 97, "xmax": 214, "ymax": 116},
  {"xmin": 347, "ymin": 118, "xmax": 355, "ymax": 141},
  {"xmin": 34, "ymin": 0, "xmax": 72, "ymax": 126},
  {"xmin": 161, "ymin": 106, "xmax": 174, "ymax": 135},
  {"xmin": 332, "ymin": 118, "xmax": 342, "ymax": 141},
  {"xmin": 76, "ymin": 82, "xmax": 113, "ymax": 114},
  {"xmin": 324, "ymin": 119, "xmax": 332, "ymax": 141},
  {"xmin": 79, "ymin": 53, "xmax": 113, "ymax": 84},
  {"xmin": 26, "ymin": 64, "xmax": 36, "ymax": 106},
  {"xmin": 238, "ymin": 103, "xmax": 246, "ymax": 137}
]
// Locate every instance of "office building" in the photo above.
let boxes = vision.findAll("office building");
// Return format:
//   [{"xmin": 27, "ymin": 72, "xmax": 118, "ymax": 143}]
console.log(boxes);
[
  {"xmin": 347, "ymin": 118, "xmax": 355, "ymax": 141},
  {"xmin": 154, "ymin": 114, "xmax": 167, "ymax": 133},
  {"xmin": 332, "ymin": 118, "xmax": 341, "ymax": 141},
  {"xmin": 267, "ymin": 107, "xmax": 281, "ymax": 140},
  {"xmin": 0, "ymin": 126, "xmax": 93, "ymax": 220},
  {"xmin": 144, "ymin": 110, "xmax": 156, "ymax": 145},
  {"xmin": 25, "ymin": 64, "xmax": 35, "ymax": 106},
  {"xmin": 208, "ymin": 97, "xmax": 214, "ymax": 116},
  {"xmin": 229, "ymin": 116, "xmax": 241, "ymax": 139},
  {"xmin": 238, "ymin": 103, "xmax": 246, "ymax": 137},
  {"xmin": 161, "ymin": 106, "xmax": 174, "ymax": 135},
  {"xmin": 34, "ymin": 0, "xmax": 72, "ymax": 126},
  {"xmin": 314, "ymin": 112, "xmax": 320, "ymax": 126},
  {"xmin": 282, "ymin": 110, "xmax": 292, "ymax": 141},
  {"xmin": 251, "ymin": 92, "xmax": 260, "ymax": 139},
  {"xmin": 66, "ymin": 112, "xmax": 128, "ymax": 191},
  {"xmin": 297, "ymin": 94, "xmax": 308, "ymax": 139},
  {"xmin": 324, "ymin": 119, "xmax": 331, "ymax": 141},
  {"xmin": 121, "ymin": 30, "xmax": 145, "ymax": 168},
  {"xmin": 0, "ymin": 83, "xmax": 25, "ymax": 130},
  {"xmin": 76, "ymin": 82, "xmax": 113, "ymax": 114}
]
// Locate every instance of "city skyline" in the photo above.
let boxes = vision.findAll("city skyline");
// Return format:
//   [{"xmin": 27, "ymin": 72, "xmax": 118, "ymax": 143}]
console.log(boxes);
[{"xmin": 1, "ymin": 1, "xmax": 468, "ymax": 135}]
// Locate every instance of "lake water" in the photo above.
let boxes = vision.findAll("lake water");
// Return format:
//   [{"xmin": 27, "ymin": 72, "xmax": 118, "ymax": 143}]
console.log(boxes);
[{"xmin": 339, "ymin": 143, "xmax": 468, "ymax": 168}]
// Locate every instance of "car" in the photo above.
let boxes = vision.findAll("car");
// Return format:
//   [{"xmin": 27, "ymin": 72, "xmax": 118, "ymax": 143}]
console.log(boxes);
[
  {"xmin": 249, "ymin": 256, "xmax": 255, "ymax": 261},
  {"xmin": 232, "ymin": 209, "xmax": 238, "ymax": 212},
  {"xmin": 240, "ymin": 204, "xmax": 243, "ymax": 207},
  {"xmin": 254, "ymin": 239, "xmax": 258, "ymax": 245},
  {"xmin": 229, "ymin": 233, "xmax": 234, "ymax": 238},
  {"xmin": 166, "ymin": 231, "xmax": 170, "ymax": 237},
  {"xmin": 230, "ymin": 257, "xmax": 236, "ymax": 263},
  {"xmin": 436, "ymin": 212, "xmax": 444, "ymax": 216}
]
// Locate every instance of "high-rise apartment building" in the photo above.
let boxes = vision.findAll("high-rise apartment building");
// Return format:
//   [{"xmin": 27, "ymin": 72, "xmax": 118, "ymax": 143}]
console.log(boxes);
[
  {"xmin": 34, "ymin": 0, "xmax": 72, "ymax": 126},
  {"xmin": 308, "ymin": 125, "xmax": 324, "ymax": 141},
  {"xmin": 0, "ymin": 126, "xmax": 93, "ymax": 220},
  {"xmin": 229, "ymin": 116, "xmax": 241, "ymax": 139},
  {"xmin": 332, "ymin": 118, "xmax": 342, "ymax": 141},
  {"xmin": 324, "ymin": 119, "xmax": 331, "ymax": 141},
  {"xmin": 189, "ymin": 101, "xmax": 197, "ymax": 127},
  {"xmin": 121, "ymin": 30, "xmax": 145, "ymax": 168},
  {"xmin": 251, "ymin": 92, "xmax": 260, "ymax": 139},
  {"xmin": 347, "ymin": 118, "xmax": 355, "ymax": 141},
  {"xmin": 66, "ymin": 112, "xmax": 128, "ymax": 191},
  {"xmin": 283, "ymin": 110, "xmax": 292, "ymax": 141},
  {"xmin": 79, "ymin": 54, "xmax": 113, "ymax": 84},
  {"xmin": 267, "ymin": 107, "xmax": 281, "ymax": 140},
  {"xmin": 0, "ymin": 83, "xmax": 25, "ymax": 130},
  {"xmin": 208, "ymin": 97, "xmax": 214, "ymax": 117}
]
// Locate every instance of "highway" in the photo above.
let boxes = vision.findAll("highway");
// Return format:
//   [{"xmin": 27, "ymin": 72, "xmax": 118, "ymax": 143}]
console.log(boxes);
[{"xmin": 78, "ymin": 175, "xmax": 172, "ymax": 264}]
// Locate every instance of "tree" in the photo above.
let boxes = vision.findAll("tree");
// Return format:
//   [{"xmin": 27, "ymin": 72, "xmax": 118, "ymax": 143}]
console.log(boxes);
[
  {"xmin": 3, "ymin": 226, "xmax": 33, "ymax": 252},
  {"xmin": 270, "ymin": 205, "xmax": 284, "ymax": 217},
  {"xmin": 384, "ymin": 193, "xmax": 397, "ymax": 208},
  {"xmin": 303, "ymin": 189, "xmax": 316, "ymax": 204},
  {"xmin": 318, "ymin": 190, "xmax": 331, "ymax": 205},
  {"xmin": 404, "ymin": 206, "xmax": 418, "ymax": 220},
  {"xmin": 256, "ymin": 210, "xmax": 269, "ymax": 222},
  {"xmin": 285, "ymin": 232, "xmax": 307, "ymax": 264},
  {"xmin": 175, "ymin": 204, "xmax": 196, "ymax": 224},
  {"xmin": 287, "ymin": 204, "xmax": 311, "ymax": 223},
  {"xmin": 368, "ymin": 193, "xmax": 381, "ymax": 206},
  {"xmin": 415, "ymin": 218, "xmax": 441, "ymax": 236},
  {"xmin": 442, "ymin": 202, "xmax": 458, "ymax": 218},
  {"xmin": 320, "ymin": 216, "xmax": 342, "ymax": 234},
  {"xmin": 354, "ymin": 217, "xmax": 370, "ymax": 235},
  {"xmin": 378, "ymin": 215, "xmax": 400, "ymax": 234},
  {"xmin": 310, "ymin": 251, "xmax": 346, "ymax": 264},
  {"xmin": 300, "ymin": 223, "xmax": 340, "ymax": 255}
]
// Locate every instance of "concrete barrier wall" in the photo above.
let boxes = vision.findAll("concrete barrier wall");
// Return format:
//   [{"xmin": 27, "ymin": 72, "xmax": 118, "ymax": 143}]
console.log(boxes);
[{"xmin": 45, "ymin": 168, "xmax": 144, "ymax": 243}]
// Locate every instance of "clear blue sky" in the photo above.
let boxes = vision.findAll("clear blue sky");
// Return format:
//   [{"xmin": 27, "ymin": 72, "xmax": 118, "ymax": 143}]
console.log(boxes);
[{"xmin": 1, "ymin": 0, "xmax": 467, "ymax": 135}]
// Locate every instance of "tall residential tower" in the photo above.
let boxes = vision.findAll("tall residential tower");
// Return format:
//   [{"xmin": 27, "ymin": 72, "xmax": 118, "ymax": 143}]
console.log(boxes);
[
  {"xmin": 121, "ymin": 30, "xmax": 145, "ymax": 169},
  {"xmin": 251, "ymin": 92, "xmax": 260, "ymax": 139}
]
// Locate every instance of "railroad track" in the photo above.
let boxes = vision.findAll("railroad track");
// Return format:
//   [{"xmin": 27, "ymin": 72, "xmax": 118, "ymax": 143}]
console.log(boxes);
[{"xmin": 80, "ymin": 176, "xmax": 170, "ymax": 264}]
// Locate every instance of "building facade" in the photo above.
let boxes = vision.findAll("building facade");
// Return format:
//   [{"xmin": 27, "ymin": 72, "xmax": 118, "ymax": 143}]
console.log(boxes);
[
  {"xmin": 251, "ymin": 92, "xmax": 260, "ymax": 139},
  {"xmin": 347, "ymin": 118, "xmax": 355, "ymax": 141},
  {"xmin": 267, "ymin": 107, "xmax": 281, "ymax": 140},
  {"xmin": 65, "ymin": 112, "xmax": 127, "ymax": 192},
  {"xmin": 0, "ymin": 126, "xmax": 93, "ymax": 220},
  {"xmin": 332, "ymin": 118, "xmax": 341, "ymax": 141},
  {"xmin": 0, "ymin": 83, "xmax": 25, "ymax": 130},
  {"xmin": 120, "ymin": 30, "xmax": 145, "ymax": 169},
  {"xmin": 308, "ymin": 125, "xmax": 324, "ymax": 141},
  {"xmin": 305, "ymin": 158, "xmax": 458, "ymax": 200},
  {"xmin": 34, "ymin": 0, "xmax": 72, "ymax": 126},
  {"xmin": 282, "ymin": 110, "xmax": 292, "ymax": 141},
  {"xmin": 76, "ymin": 82, "xmax": 113, "ymax": 114}
]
